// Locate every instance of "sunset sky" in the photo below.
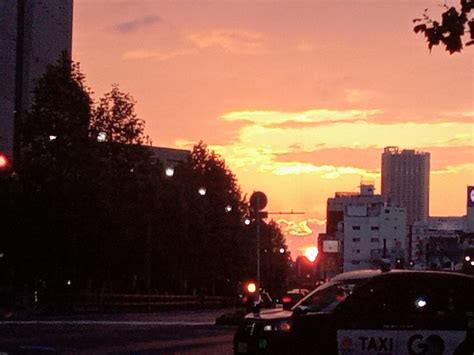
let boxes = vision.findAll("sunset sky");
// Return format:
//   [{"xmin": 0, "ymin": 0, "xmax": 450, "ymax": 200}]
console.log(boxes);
[{"xmin": 73, "ymin": 0, "xmax": 473, "ymax": 257}]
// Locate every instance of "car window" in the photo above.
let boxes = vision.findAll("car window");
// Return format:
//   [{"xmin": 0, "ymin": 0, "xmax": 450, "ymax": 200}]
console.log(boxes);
[
  {"xmin": 296, "ymin": 281, "xmax": 358, "ymax": 313},
  {"xmin": 335, "ymin": 274, "xmax": 474, "ymax": 319}
]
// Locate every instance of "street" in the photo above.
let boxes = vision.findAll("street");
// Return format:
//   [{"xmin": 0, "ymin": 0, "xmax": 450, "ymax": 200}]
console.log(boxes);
[{"xmin": 0, "ymin": 309, "xmax": 237, "ymax": 354}]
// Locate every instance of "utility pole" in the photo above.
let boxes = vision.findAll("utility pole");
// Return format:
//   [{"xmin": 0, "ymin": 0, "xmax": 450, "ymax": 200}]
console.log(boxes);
[{"xmin": 249, "ymin": 191, "xmax": 304, "ymax": 313}]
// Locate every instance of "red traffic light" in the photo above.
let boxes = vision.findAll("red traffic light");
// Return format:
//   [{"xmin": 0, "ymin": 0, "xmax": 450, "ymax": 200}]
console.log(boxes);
[
  {"xmin": 0, "ymin": 153, "xmax": 10, "ymax": 170},
  {"xmin": 246, "ymin": 282, "xmax": 257, "ymax": 294}
]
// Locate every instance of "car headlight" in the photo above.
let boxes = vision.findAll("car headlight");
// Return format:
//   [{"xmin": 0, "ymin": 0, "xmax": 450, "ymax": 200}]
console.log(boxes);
[{"xmin": 263, "ymin": 320, "xmax": 292, "ymax": 332}]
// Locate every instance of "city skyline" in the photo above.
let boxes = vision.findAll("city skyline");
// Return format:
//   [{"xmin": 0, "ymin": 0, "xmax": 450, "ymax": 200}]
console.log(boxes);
[{"xmin": 50, "ymin": 1, "xmax": 474, "ymax": 256}]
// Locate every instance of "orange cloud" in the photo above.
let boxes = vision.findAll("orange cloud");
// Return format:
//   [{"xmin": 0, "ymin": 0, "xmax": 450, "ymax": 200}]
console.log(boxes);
[
  {"xmin": 275, "ymin": 147, "xmax": 381, "ymax": 170},
  {"xmin": 123, "ymin": 48, "xmax": 195, "ymax": 61},
  {"xmin": 222, "ymin": 109, "xmax": 381, "ymax": 126},
  {"xmin": 186, "ymin": 29, "xmax": 266, "ymax": 54},
  {"xmin": 295, "ymin": 40, "xmax": 315, "ymax": 53},
  {"xmin": 277, "ymin": 219, "xmax": 313, "ymax": 237},
  {"xmin": 345, "ymin": 88, "xmax": 376, "ymax": 104}
]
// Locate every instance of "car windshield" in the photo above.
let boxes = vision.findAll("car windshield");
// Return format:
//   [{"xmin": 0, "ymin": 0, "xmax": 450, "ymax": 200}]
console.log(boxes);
[{"xmin": 293, "ymin": 280, "xmax": 360, "ymax": 313}]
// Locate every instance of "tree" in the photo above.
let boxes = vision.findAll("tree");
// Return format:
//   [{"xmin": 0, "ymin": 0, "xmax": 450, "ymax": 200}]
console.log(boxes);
[
  {"xmin": 13, "ymin": 53, "xmax": 93, "ymax": 291},
  {"xmin": 169, "ymin": 141, "xmax": 255, "ymax": 295},
  {"xmin": 259, "ymin": 220, "xmax": 289, "ymax": 297},
  {"xmin": 85, "ymin": 85, "xmax": 153, "ymax": 292},
  {"xmin": 414, "ymin": 0, "xmax": 474, "ymax": 53},
  {"xmin": 90, "ymin": 84, "xmax": 149, "ymax": 145}
]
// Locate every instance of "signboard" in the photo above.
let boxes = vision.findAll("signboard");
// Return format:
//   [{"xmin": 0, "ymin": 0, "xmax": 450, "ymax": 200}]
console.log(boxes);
[
  {"xmin": 338, "ymin": 330, "xmax": 466, "ymax": 355},
  {"xmin": 468, "ymin": 186, "xmax": 474, "ymax": 208},
  {"xmin": 322, "ymin": 240, "xmax": 340, "ymax": 253},
  {"xmin": 250, "ymin": 191, "xmax": 267, "ymax": 211}
]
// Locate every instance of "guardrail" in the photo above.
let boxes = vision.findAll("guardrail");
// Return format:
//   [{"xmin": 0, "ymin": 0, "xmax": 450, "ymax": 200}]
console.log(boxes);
[{"xmin": 39, "ymin": 293, "xmax": 237, "ymax": 313}]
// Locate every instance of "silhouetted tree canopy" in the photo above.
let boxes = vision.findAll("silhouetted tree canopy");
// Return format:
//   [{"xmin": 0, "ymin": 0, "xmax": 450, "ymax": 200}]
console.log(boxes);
[
  {"xmin": 2, "ymin": 55, "xmax": 290, "ymax": 303},
  {"xmin": 90, "ymin": 85, "xmax": 149, "ymax": 145},
  {"xmin": 414, "ymin": 0, "xmax": 473, "ymax": 53}
]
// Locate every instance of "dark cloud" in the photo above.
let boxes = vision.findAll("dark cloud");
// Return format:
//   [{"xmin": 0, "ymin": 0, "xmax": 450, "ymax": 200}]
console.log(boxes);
[
  {"xmin": 114, "ymin": 15, "xmax": 162, "ymax": 33},
  {"xmin": 276, "ymin": 147, "xmax": 381, "ymax": 170},
  {"xmin": 264, "ymin": 118, "xmax": 366, "ymax": 129},
  {"xmin": 275, "ymin": 146, "xmax": 474, "ymax": 171}
]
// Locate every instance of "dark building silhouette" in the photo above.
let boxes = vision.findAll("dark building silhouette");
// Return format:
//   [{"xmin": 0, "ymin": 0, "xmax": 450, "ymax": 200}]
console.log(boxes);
[
  {"xmin": 0, "ymin": 0, "xmax": 73, "ymax": 164},
  {"xmin": 381, "ymin": 146, "xmax": 430, "ymax": 225}
]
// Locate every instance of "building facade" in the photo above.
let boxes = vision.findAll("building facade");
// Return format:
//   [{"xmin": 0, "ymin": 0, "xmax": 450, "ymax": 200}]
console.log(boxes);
[
  {"xmin": 340, "ymin": 201, "xmax": 407, "ymax": 272},
  {"xmin": 381, "ymin": 146, "xmax": 430, "ymax": 226},
  {"xmin": 320, "ymin": 184, "xmax": 407, "ymax": 274},
  {"xmin": 150, "ymin": 146, "xmax": 190, "ymax": 170},
  {"xmin": 0, "ymin": 0, "xmax": 73, "ymax": 163},
  {"xmin": 410, "ymin": 187, "xmax": 474, "ymax": 270},
  {"xmin": 411, "ymin": 217, "xmax": 465, "ymax": 270},
  {"xmin": 467, "ymin": 185, "xmax": 474, "ymax": 233}
]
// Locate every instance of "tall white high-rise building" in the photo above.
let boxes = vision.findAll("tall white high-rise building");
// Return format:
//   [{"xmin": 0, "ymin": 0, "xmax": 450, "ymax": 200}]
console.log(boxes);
[
  {"xmin": 381, "ymin": 146, "xmax": 430, "ymax": 226},
  {"xmin": 0, "ymin": 0, "xmax": 73, "ymax": 164}
]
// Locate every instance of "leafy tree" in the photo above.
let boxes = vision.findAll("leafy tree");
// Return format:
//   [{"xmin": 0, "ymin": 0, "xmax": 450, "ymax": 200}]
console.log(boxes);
[
  {"xmin": 4, "ymin": 51, "xmax": 290, "ymax": 301},
  {"xmin": 13, "ymin": 53, "xmax": 93, "ymax": 291},
  {"xmin": 85, "ymin": 85, "xmax": 153, "ymax": 292},
  {"xmin": 259, "ymin": 220, "xmax": 289, "ymax": 297},
  {"xmin": 169, "ymin": 141, "xmax": 255, "ymax": 295},
  {"xmin": 90, "ymin": 84, "xmax": 150, "ymax": 145},
  {"xmin": 414, "ymin": 0, "xmax": 473, "ymax": 53},
  {"xmin": 20, "ymin": 52, "xmax": 92, "ymax": 183}
]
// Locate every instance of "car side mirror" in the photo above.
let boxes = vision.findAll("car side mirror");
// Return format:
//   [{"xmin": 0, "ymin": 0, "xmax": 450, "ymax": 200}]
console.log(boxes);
[{"xmin": 293, "ymin": 305, "xmax": 309, "ymax": 316}]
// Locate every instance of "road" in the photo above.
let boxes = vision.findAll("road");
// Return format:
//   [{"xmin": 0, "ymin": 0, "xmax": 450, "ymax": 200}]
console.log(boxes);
[{"xmin": 0, "ymin": 308, "xmax": 238, "ymax": 354}]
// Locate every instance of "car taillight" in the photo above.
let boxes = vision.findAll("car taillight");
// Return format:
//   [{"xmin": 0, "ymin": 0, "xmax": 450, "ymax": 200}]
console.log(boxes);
[
  {"xmin": 282, "ymin": 296, "xmax": 292, "ymax": 304},
  {"xmin": 277, "ymin": 320, "xmax": 291, "ymax": 332}
]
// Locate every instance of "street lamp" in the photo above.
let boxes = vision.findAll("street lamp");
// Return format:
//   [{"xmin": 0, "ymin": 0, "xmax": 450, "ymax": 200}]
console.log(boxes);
[
  {"xmin": 97, "ymin": 132, "xmax": 107, "ymax": 142},
  {"xmin": 198, "ymin": 187, "xmax": 207, "ymax": 196},
  {"xmin": 165, "ymin": 167, "xmax": 175, "ymax": 177}
]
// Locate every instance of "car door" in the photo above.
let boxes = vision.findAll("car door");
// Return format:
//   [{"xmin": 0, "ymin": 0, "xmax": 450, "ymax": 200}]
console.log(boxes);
[
  {"xmin": 334, "ymin": 274, "xmax": 472, "ymax": 355},
  {"xmin": 333, "ymin": 277, "xmax": 404, "ymax": 355},
  {"xmin": 394, "ymin": 274, "xmax": 472, "ymax": 355}
]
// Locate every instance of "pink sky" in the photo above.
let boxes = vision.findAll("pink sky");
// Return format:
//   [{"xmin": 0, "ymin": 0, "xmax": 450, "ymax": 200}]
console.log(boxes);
[{"xmin": 73, "ymin": 0, "xmax": 473, "ymax": 257}]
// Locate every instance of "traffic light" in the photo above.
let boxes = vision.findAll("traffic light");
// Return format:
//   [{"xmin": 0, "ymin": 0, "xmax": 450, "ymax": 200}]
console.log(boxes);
[
  {"xmin": 0, "ymin": 153, "xmax": 11, "ymax": 177},
  {"xmin": 245, "ymin": 281, "xmax": 257, "ymax": 294},
  {"xmin": 0, "ymin": 153, "xmax": 9, "ymax": 171}
]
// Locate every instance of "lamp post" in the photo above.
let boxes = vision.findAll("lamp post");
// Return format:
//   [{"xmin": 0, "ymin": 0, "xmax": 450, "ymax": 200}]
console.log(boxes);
[
  {"xmin": 249, "ymin": 191, "xmax": 268, "ymax": 308},
  {"xmin": 248, "ymin": 191, "xmax": 304, "ymax": 312}
]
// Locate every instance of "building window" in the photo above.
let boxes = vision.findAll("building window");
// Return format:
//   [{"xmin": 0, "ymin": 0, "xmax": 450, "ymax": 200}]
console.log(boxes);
[
  {"xmin": 370, "ymin": 238, "xmax": 379, "ymax": 243},
  {"xmin": 385, "ymin": 209, "xmax": 390, "ymax": 213},
  {"xmin": 394, "ymin": 226, "xmax": 398, "ymax": 230},
  {"xmin": 352, "ymin": 226, "xmax": 361, "ymax": 230},
  {"xmin": 352, "ymin": 238, "xmax": 361, "ymax": 242},
  {"xmin": 352, "ymin": 260, "xmax": 360, "ymax": 265},
  {"xmin": 371, "ymin": 226, "xmax": 379, "ymax": 231}
]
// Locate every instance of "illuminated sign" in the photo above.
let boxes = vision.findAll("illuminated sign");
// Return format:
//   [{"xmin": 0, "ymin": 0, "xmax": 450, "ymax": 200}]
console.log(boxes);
[
  {"xmin": 322, "ymin": 240, "xmax": 340, "ymax": 253},
  {"xmin": 468, "ymin": 186, "xmax": 474, "ymax": 208}
]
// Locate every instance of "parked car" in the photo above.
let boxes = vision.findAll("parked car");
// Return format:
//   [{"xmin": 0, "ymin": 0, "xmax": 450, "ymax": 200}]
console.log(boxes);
[
  {"xmin": 234, "ymin": 269, "xmax": 474, "ymax": 354},
  {"xmin": 280, "ymin": 288, "xmax": 309, "ymax": 310}
]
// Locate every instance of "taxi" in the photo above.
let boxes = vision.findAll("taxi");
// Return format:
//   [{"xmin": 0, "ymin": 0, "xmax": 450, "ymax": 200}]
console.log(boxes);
[{"xmin": 233, "ymin": 269, "xmax": 474, "ymax": 354}]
